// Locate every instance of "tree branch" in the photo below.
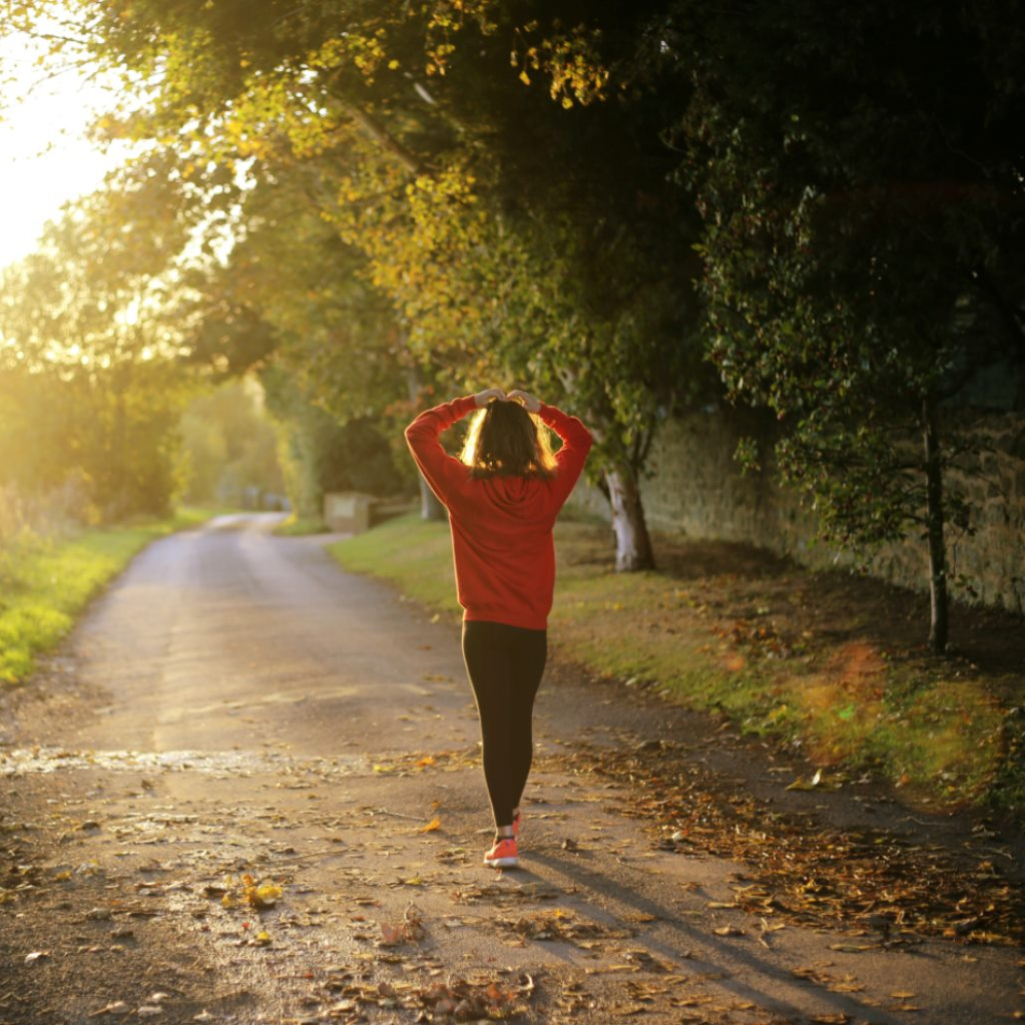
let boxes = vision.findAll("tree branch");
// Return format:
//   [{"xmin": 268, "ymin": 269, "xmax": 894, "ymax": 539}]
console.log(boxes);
[
  {"xmin": 971, "ymin": 266, "xmax": 1025, "ymax": 361},
  {"xmin": 325, "ymin": 91, "xmax": 425, "ymax": 177}
]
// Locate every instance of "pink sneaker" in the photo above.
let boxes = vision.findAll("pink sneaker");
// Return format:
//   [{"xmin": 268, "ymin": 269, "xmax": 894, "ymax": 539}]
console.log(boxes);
[{"xmin": 483, "ymin": 836, "xmax": 518, "ymax": 869}]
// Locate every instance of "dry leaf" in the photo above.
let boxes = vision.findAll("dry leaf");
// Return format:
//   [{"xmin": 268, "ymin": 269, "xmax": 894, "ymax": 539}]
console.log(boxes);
[
  {"xmin": 89, "ymin": 1002, "xmax": 130, "ymax": 1018},
  {"xmin": 251, "ymin": 883, "xmax": 282, "ymax": 908}
]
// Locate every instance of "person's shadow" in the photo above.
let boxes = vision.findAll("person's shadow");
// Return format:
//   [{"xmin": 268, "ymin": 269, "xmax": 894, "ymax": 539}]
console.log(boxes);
[{"xmin": 506, "ymin": 843, "xmax": 928, "ymax": 1025}]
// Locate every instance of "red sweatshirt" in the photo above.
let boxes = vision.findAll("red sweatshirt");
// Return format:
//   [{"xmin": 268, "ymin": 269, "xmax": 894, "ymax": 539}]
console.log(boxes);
[{"xmin": 405, "ymin": 395, "xmax": 593, "ymax": 631}]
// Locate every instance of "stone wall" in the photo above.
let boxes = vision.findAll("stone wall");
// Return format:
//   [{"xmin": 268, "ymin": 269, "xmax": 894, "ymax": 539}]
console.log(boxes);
[{"xmin": 571, "ymin": 406, "xmax": 1025, "ymax": 615}]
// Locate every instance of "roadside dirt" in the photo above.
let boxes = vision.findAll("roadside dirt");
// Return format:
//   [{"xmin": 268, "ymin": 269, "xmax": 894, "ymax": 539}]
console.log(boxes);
[{"xmin": 1, "ymin": 515, "xmax": 1023, "ymax": 1025}]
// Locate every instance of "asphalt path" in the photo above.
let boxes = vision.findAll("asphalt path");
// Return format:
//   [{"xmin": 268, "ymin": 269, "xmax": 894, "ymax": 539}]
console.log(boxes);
[{"xmin": 0, "ymin": 514, "xmax": 1021, "ymax": 1024}]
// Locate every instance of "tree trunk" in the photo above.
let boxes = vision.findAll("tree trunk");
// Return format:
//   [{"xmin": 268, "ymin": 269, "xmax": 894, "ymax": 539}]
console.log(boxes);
[
  {"xmin": 418, "ymin": 477, "xmax": 446, "ymax": 522},
  {"xmin": 406, "ymin": 362, "xmax": 447, "ymax": 522},
  {"xmin": 923, "ymin": 396, "xmax": 949, "ymax": 653},
  {"xmin": 605, "ymin": 465, "xmax": 655, "ymax": 571}
]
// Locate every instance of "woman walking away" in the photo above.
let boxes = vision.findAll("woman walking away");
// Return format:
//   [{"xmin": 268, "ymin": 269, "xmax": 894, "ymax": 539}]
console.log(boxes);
[{"xmin": 405, "ymin": 387, "xmax": 593, "ymax": 869}]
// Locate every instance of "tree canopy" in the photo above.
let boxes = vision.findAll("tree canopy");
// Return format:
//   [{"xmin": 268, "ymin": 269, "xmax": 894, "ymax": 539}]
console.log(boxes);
[
  {"xmin": 655, "ymin": 0, "xmax": 1025, "ymax": 647},
  {"xmin": 3, "ymin": 0, "xmax": 1023, "ymax": 645}
]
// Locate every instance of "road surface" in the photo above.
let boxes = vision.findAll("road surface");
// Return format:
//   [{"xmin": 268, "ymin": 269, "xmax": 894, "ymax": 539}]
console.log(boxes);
[{"xmin": 0, "ymin": 514, "xmax": 1021, "ymax": 1024}]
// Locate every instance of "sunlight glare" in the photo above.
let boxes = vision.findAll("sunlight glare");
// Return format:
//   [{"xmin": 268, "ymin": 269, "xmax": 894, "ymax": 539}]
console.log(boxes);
[{"xmin": 0, "ymin": 25, "xmax": 126, "ymax": 270}]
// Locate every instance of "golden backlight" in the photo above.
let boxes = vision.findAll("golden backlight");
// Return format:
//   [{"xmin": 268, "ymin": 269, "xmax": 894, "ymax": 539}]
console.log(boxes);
[{"xmin": 0, "ymin": 23, "xmax": 123, "ymax": 272}]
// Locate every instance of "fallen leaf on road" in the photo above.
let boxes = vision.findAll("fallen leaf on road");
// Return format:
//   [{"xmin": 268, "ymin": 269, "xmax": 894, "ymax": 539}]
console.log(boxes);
[
  {"xmin": 419, "ymin": 817, "xmax": 442, "ymax": 833},
  {"xmin": 787, "ymin": 768, "xmax": 840, "ymax": 791},
  {"xmin": 89, "ymin": 1002, "xmax": 130, "ymax": 1017},
  {"xmin": 25, "ymin": 950, "xmax": 50, "ymax": 963},
  {"xmin": 250, "ymin": 882, "xmax": 282, "ymax": 908},
  {"xmin": 377, "ymin": 905, "xmax": 426, "ymax": 947},
  {"xmin": 545, "ymin": 743, "xmax": 1025, "ymax": 944},
  {"xmin": 712, "ymin": 926, "xmax": 744, "ymax": 937},
  {"xmin": 499, "ymin": 909, "xmax": 633, "ymax": 947}
]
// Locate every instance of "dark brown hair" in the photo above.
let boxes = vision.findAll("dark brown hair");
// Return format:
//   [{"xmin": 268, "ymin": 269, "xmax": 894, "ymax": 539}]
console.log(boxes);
[{"xmin": 460, "ymin": 400, "xmax": 556, "ymax": 479}]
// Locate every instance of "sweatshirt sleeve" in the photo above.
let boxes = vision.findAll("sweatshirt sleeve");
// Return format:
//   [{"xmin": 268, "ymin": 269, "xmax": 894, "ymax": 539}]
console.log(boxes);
[
  {"xmin": 404, "ymin": 395, "xmax": 477, "ymax": 507},
  {"xmin": 538, "ymin": 403, "xmax": 594, "ymax": 507}
]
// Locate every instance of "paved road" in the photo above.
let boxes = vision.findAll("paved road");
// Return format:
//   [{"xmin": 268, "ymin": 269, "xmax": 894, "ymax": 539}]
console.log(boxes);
[{"xmin": 0, "ymin": 514, "xmax": 1021, "ymax": 1024}]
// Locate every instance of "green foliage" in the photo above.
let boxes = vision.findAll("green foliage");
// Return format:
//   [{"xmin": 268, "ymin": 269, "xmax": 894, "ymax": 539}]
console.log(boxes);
[
  {"xmin": 660, "ymin": 0, "xmax": 1025, "ymax": 552},
  {"xmin": 0, "ymin": 173, "xmax": 197, "ymax": 520},
  {"xmin": 179, "ymin": 379, "xmax": 283, "ymax": 506},
  {"xmin": 263, "ymin": 367, "xmax": 405, "ymax": 520},
  {"xmin": 3, "ymin": 0, "xmax": 709, "ymax": 567},
  {"xmin": 8, "ymin": 0, "xmax": 1022, "ymax": 596}
]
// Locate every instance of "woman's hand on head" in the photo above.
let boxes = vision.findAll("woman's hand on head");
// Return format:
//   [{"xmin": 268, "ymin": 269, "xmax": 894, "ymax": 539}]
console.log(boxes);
[
  {"xmin": 507, "ymin": 389, "xmax": 541, "ymax": 413},
  {"xmin": 474, "ymin": 387, "xmax": 506, "ymax": 408}
]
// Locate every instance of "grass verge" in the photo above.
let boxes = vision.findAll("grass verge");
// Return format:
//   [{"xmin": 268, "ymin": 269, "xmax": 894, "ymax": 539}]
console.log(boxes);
[
  {"xmin": 330, "ymin": 512, "xmax": 1023, "ymax": 817},
  {"xmin": 0, "ymin": 506, "xmax": 230, "ymax": 687},
  {"xmin": 274, "ymin": 515, "xmax": 330, "ymax": 536}
]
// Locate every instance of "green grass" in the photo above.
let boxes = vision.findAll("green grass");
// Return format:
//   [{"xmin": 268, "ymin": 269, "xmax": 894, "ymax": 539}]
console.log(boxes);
[
  {"xmin": 0, "ymin": 506, "xmax": 229, "ymax": 687},
  {"xmin": 274, "ymin": 514, "xmax": 330, "ymax": 536},
  {"xmin": 328, "ymin": 513, "xmax": 460, "ymax": 615},
  {"xmin": 329, "ymin": 512, "xmax": 1018, "ymax": 813}
]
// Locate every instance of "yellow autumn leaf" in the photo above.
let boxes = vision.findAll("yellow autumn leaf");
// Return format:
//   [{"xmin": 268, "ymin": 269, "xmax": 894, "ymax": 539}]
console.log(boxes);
[
  {"xmin": 420, "ymin": 816, "xmax": 442, "ymax": 833},
  {"xmin": 254, "ymin": 883, "xmax": 282, "ymax": 907}
]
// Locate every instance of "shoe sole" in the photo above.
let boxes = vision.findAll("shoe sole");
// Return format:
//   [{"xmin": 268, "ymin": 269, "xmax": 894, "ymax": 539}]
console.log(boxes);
[{"xmin": 484, "ymin": 857, "xmax": 519, "ymax": 869}]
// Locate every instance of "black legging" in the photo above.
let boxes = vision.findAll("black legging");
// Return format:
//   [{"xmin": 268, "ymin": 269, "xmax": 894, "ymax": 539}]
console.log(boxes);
[{"xmin": 461, "ymin": 620, "xmax": 547, "ymax": 830}]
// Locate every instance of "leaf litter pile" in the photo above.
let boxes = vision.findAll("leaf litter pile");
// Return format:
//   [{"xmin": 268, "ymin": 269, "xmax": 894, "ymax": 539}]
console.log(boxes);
[
  {"xmin": 543, "ymin": 740, "xmax": 1025, "ymax": 946},
  {"xmin": 318, "ymin": 971, "xmax": 536, "ymax": 1023},
  {"xmin": 495, "ymin": 907, "xmax": 635, "ymax": 949}
]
